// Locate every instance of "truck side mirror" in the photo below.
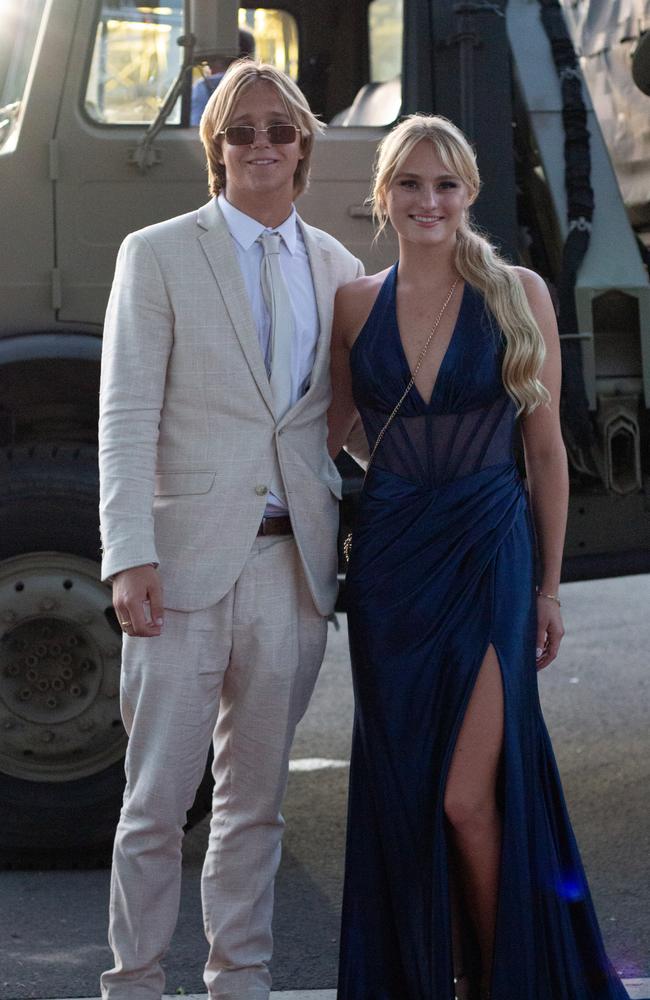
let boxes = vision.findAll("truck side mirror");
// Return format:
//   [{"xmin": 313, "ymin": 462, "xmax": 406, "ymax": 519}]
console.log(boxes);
[
  {"xmin": 189, "ymin": 0, "xmax": 240, "ymax": 63},
  {"xmin": 632, "ymin": 31, "xmax": 650, "ymax": 96}
]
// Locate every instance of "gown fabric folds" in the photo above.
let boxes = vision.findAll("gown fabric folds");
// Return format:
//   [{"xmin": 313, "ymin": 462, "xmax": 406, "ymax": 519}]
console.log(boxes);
[{"xmin": 337, "ymin": 265, "xmax": 627, "ymax": 1000}]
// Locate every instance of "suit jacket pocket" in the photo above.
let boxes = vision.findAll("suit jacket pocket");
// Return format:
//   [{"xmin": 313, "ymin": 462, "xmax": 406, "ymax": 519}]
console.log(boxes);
[{"xmin": 154, "ymin": 471, "xmax": 216, "ymax": 496}]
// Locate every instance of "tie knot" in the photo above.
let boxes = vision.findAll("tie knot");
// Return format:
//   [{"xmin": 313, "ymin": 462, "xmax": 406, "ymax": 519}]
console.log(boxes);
[{"xmin": 259, "ymin": 231, "xmax": 282, "ymax": 256}]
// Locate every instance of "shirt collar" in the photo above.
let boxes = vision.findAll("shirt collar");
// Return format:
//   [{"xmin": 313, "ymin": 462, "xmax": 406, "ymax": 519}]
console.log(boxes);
[{"xmin": 218, "ymin": 193, "xmax": 298, "ymax": 255}]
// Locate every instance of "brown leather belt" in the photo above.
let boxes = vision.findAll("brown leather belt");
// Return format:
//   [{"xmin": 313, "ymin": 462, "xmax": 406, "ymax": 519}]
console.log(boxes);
[{"xmin": 257, "ymin": 515, "xmax": 293, "ymax": 537}]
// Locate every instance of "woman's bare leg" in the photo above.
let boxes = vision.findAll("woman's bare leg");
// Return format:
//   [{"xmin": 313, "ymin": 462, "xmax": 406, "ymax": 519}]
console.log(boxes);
[{"xmin": 444, "ymin": 645, "xmax": 504, "ymax": 997}]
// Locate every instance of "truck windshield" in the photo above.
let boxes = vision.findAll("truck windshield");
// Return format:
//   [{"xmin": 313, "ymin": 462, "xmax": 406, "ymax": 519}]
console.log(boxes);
[
  {"xmin": 85, "ymin": 1, "xmax": 185, "ymax": 124},
  {"xmin": 85, "ymin": 3, "xmax": 299, "ymax": 127},
  {"xmin": 0, "ymin": 0, "xmax": 48, "ymax": 151}
]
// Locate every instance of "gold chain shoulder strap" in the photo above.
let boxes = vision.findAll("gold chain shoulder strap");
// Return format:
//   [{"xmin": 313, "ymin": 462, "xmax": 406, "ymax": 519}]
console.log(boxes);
[{"xmin": 343, "ymin": 274, "xmax": 460, "ymax": 563}]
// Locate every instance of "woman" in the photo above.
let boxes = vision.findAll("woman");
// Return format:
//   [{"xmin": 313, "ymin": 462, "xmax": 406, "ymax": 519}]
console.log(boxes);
[{"xmin": 328, "ymin": 115, "xmax": 627, "ymax": 1000}]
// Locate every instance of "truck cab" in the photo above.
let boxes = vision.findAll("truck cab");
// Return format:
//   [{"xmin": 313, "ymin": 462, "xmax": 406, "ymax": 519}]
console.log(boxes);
[{"xmin": 0, "ymin": 0, "xmax": 648, "ymax": 864}]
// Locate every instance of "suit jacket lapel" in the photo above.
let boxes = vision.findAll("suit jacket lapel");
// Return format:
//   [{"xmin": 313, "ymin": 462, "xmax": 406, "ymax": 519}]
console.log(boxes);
[{"xmin": 197, "ymin": 199, "xmax": 275, "ymax": 415}]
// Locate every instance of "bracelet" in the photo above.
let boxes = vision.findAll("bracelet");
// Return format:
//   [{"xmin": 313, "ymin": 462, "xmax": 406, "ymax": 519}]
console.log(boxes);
[{"xmin": 537, "ymin": 589, "xmax": 561, "ymax": 607}]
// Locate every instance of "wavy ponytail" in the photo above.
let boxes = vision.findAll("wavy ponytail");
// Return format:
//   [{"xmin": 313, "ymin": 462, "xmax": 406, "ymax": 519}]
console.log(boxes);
[{"xmin": 454, "ymin": 224, "xmax": 549, "ymax": 414}]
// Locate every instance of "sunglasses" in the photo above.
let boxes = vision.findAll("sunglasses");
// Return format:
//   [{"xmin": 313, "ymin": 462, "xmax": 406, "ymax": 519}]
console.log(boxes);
[{"xmin": 217, "ymin": 124, "xmax": 301, "ymax": 146}]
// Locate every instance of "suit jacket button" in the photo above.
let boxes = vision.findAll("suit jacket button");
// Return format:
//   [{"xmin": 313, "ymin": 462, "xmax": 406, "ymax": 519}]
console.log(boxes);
[{"xmin": 255, "ymin": 485, "xmax": 268, "ymax": 496}]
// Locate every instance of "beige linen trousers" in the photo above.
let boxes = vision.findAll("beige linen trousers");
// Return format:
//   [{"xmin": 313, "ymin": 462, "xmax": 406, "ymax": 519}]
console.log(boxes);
[{"xmin": 98, "ymin": 199, "xmax": 363, "ymax": 1000}]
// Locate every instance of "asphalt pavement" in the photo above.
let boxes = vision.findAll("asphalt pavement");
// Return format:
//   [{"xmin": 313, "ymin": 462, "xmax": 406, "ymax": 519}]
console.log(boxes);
[{"xmin": 1, "ymin": 574, "xmax": 648, "ymax": 999}]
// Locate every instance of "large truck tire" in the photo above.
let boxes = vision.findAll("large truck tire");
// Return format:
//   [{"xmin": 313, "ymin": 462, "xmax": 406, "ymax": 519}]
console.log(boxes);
[{"xmin": 0, "ymin": 444, "xmax": 212, "ymax": 868}]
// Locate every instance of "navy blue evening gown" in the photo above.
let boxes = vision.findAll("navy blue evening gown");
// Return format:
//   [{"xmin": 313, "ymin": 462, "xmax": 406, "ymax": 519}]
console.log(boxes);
[{"xmin": 338, "ymin": 264, "xmax": 627, "ymax": 999}]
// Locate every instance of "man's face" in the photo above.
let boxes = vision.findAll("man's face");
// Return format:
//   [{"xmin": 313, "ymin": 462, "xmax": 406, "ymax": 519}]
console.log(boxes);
[{"xmin": 218, "ymin": 81, "xmax": 304, "ymax": 212}]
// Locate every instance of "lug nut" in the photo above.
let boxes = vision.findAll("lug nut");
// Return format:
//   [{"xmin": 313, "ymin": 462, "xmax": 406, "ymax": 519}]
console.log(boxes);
[
  {"xmin": 45, "ymin": 696, "xmax": 58, "ymax": 709},
  {"xmin": 34, "ymin": 643, "xmax": 47, "ymax": 658},
  {"xmin": 36, "ymin": 678, "xmax": 50, "ymax": 692},
  {"xmin": 25, "ymin": 654, "xmax": 38, "ymax": 668},
  {"xmin": 50, "ymin": 643, "xmax": 62, "ymax": 656},
  {"xmin": 66, "ymin": 635, "xmax": 79, "ymax": 647},
  {"xmin": 40, "ymin": 599, "xmax": 55, "ymax": 611},
  {"xmin": 59, "ymin": 653, "xmax": 72, "ymax": 667},
  {"xmin": 26, "ymin": 668, "xmax": 38, "ymax": 683},
  {"xmin": 60, "ymin": 667, "xmax": 73, "ymax": 681},
  {"xmin": 51, "ymin": 677, "xmax": 64, "ymax": 691},
  {"xmin": 18, "ymin": 689, "xmax": 31, "ymax": 701},
  {"xmin": 69, "ymin": 683, "xmax": 84, "ymax": 697}
]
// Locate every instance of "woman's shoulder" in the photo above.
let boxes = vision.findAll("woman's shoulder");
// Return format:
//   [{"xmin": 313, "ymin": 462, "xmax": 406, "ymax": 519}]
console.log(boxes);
[
  {"xmin": 334, "ymin": 267, "xmax": 394, "ymax": 348},
  {"xmin": 510, "ymin": 265, "xmax": 550, "ymax": 300},
  {"xmin": 509, "ymin": 266, "xmax": 558, "ymax": 342},
  {"xmin": 336, "ymin": 268, "xmax": 393, "ymax": 305}
]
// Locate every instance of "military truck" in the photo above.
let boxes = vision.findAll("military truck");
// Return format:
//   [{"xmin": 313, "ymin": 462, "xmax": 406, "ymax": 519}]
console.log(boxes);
[{"xmin": 0, "ymin": 0, "xmax": 649, "ymax": 865}]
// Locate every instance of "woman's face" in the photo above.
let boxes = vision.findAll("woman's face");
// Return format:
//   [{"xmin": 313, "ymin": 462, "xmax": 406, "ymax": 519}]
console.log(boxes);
[{"xmin": 385, "ymin": 140, "xmax": 472, "ymax": 248}]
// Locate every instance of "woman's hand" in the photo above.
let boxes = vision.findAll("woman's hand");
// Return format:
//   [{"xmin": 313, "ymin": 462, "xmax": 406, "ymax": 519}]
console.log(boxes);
[{"xmin": 535, "ymin": 594, "xmax": 564, "ymax": 670}]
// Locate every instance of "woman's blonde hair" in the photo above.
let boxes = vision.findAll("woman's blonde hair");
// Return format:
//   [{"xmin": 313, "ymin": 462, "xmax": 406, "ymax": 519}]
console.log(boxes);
[
  {"xmin": 199, "ymin": 61, "xmax": 324, "ymax": 199},
  {"xmin": 372, "ymin": 114, "xmax": 550, "ymax": 414}
]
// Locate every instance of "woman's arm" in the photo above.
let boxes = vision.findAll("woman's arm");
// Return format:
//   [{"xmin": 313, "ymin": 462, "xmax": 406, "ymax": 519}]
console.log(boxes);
[
  {"xmin": 517, "ymin": 267, "xmax": 568, "ymax": 670},
  {"xmin": 327, "ymin": 279, "xmax": 378, "ymax": 459},
  {"xmin": 327, "ymin": 286, "xmax": 358, "ymax": 459}
]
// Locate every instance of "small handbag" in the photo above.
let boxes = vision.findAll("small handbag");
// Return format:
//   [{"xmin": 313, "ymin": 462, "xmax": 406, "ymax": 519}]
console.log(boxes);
[{"xmin": 343, "ymin": 275, "xmax": 460, "ymax": 564}]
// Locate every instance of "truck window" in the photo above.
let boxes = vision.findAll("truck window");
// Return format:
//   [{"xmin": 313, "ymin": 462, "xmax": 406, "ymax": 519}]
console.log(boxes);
[
  {"xmin": 369, "ymin": 0, "xmax": 402, "ymax": 85},
  {"xmin": 0, "ymin": 0, "xmax": 48, "ymax": 153},
  {"xmin": 238, "ymin": 9, "xmax": 298, "ymax": 79},
  {"xmin": 85, "ymin": 3, "xmax": 299, "ymax": 127},
  {"xmin": 85, "ymin": 1, "xmax": 184, "ymax": 125},
  {"xmin": 190, "ymin": 8, "xmax": 299, "ymax": 126},
  {"xmin": 331, "ymin": 0, "xmax": 403, "ymax": 126}
]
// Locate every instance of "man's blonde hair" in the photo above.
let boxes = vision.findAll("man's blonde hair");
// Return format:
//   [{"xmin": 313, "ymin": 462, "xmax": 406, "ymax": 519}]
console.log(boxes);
[{"xmin": 199, "ymin": 61, "xmax": 324, "ymax": 198}]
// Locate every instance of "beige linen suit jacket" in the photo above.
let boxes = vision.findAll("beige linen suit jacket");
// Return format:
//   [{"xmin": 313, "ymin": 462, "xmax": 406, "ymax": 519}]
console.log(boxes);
[{"xmin": 99, "ymin": 198, "xmax": 363, "ymax": 615}]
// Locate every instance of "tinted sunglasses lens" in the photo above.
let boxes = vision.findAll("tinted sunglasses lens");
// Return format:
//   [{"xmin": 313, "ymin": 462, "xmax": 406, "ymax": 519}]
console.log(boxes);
[
  {"xmin": 268, "ymin": 124, "xmax": 298, "ymax": 144},
  {"xmin": 224, "ymin": 126, "xmax": 255, "ymax": 145}
]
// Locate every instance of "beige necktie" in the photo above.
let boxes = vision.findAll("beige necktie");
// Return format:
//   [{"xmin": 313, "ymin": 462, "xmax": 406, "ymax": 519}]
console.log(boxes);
[
  {"xmin": 258, "ymin": 231, "xmax": 294, "ymax": 420},
  {"xmin": 258, "ymin": 231, "xmax": 295, "ymax": 505}
]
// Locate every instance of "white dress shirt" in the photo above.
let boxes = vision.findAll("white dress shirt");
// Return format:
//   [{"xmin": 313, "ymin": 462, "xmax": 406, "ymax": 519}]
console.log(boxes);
[{"xmin": 218, "ymin": 193, "xmax": 320, "ymax": 515}]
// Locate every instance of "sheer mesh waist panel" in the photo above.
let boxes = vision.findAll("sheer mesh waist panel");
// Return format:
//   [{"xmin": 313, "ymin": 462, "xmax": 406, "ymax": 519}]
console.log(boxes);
[{"xmin": 363, "ymin": 396, "xmax": 516, "ymax": 488}]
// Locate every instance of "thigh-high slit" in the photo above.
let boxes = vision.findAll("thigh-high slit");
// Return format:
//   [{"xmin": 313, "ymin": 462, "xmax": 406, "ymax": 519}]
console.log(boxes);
[{"xmin": 445, "ymin": 644, "xmax": 504, "ymax": 992}]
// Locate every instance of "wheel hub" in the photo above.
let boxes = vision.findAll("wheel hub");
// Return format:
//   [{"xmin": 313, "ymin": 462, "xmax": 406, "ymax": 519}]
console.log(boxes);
[
  {"xmin": 4, "ymin": 616, "xmax": 102, "ymax": 724},
  {"xmin": 0, "ymin": 553, "xmax": 126, "ymax": 781}
]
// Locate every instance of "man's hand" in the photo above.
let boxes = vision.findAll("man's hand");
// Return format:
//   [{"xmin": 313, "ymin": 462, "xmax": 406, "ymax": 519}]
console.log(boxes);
[{"xmin": 113, "ymin": 565, "xmax": 164, "ymax": 638}]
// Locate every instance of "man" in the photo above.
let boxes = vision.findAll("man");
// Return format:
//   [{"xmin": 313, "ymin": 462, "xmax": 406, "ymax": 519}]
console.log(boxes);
[
  {"xmin": 190, "ymin": 28, "xmax": 255, "ymax": 125},
  {"xmin": 99, "ymin": 61, "xmax": 363, "ymax": 1000}
]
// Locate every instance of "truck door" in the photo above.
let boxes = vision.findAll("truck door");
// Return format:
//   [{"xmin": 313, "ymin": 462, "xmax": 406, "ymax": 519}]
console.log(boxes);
[
  {"xmin": 295, "ymin": 0, "xmax": 400, "ymax": 270},
  {"xmin": 53, "ymin": 0, "xmax": 208, "ymax": 325},
  {"xmin": 53, "ymin": 1, "xmax": 399, "ymax": 327}
]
